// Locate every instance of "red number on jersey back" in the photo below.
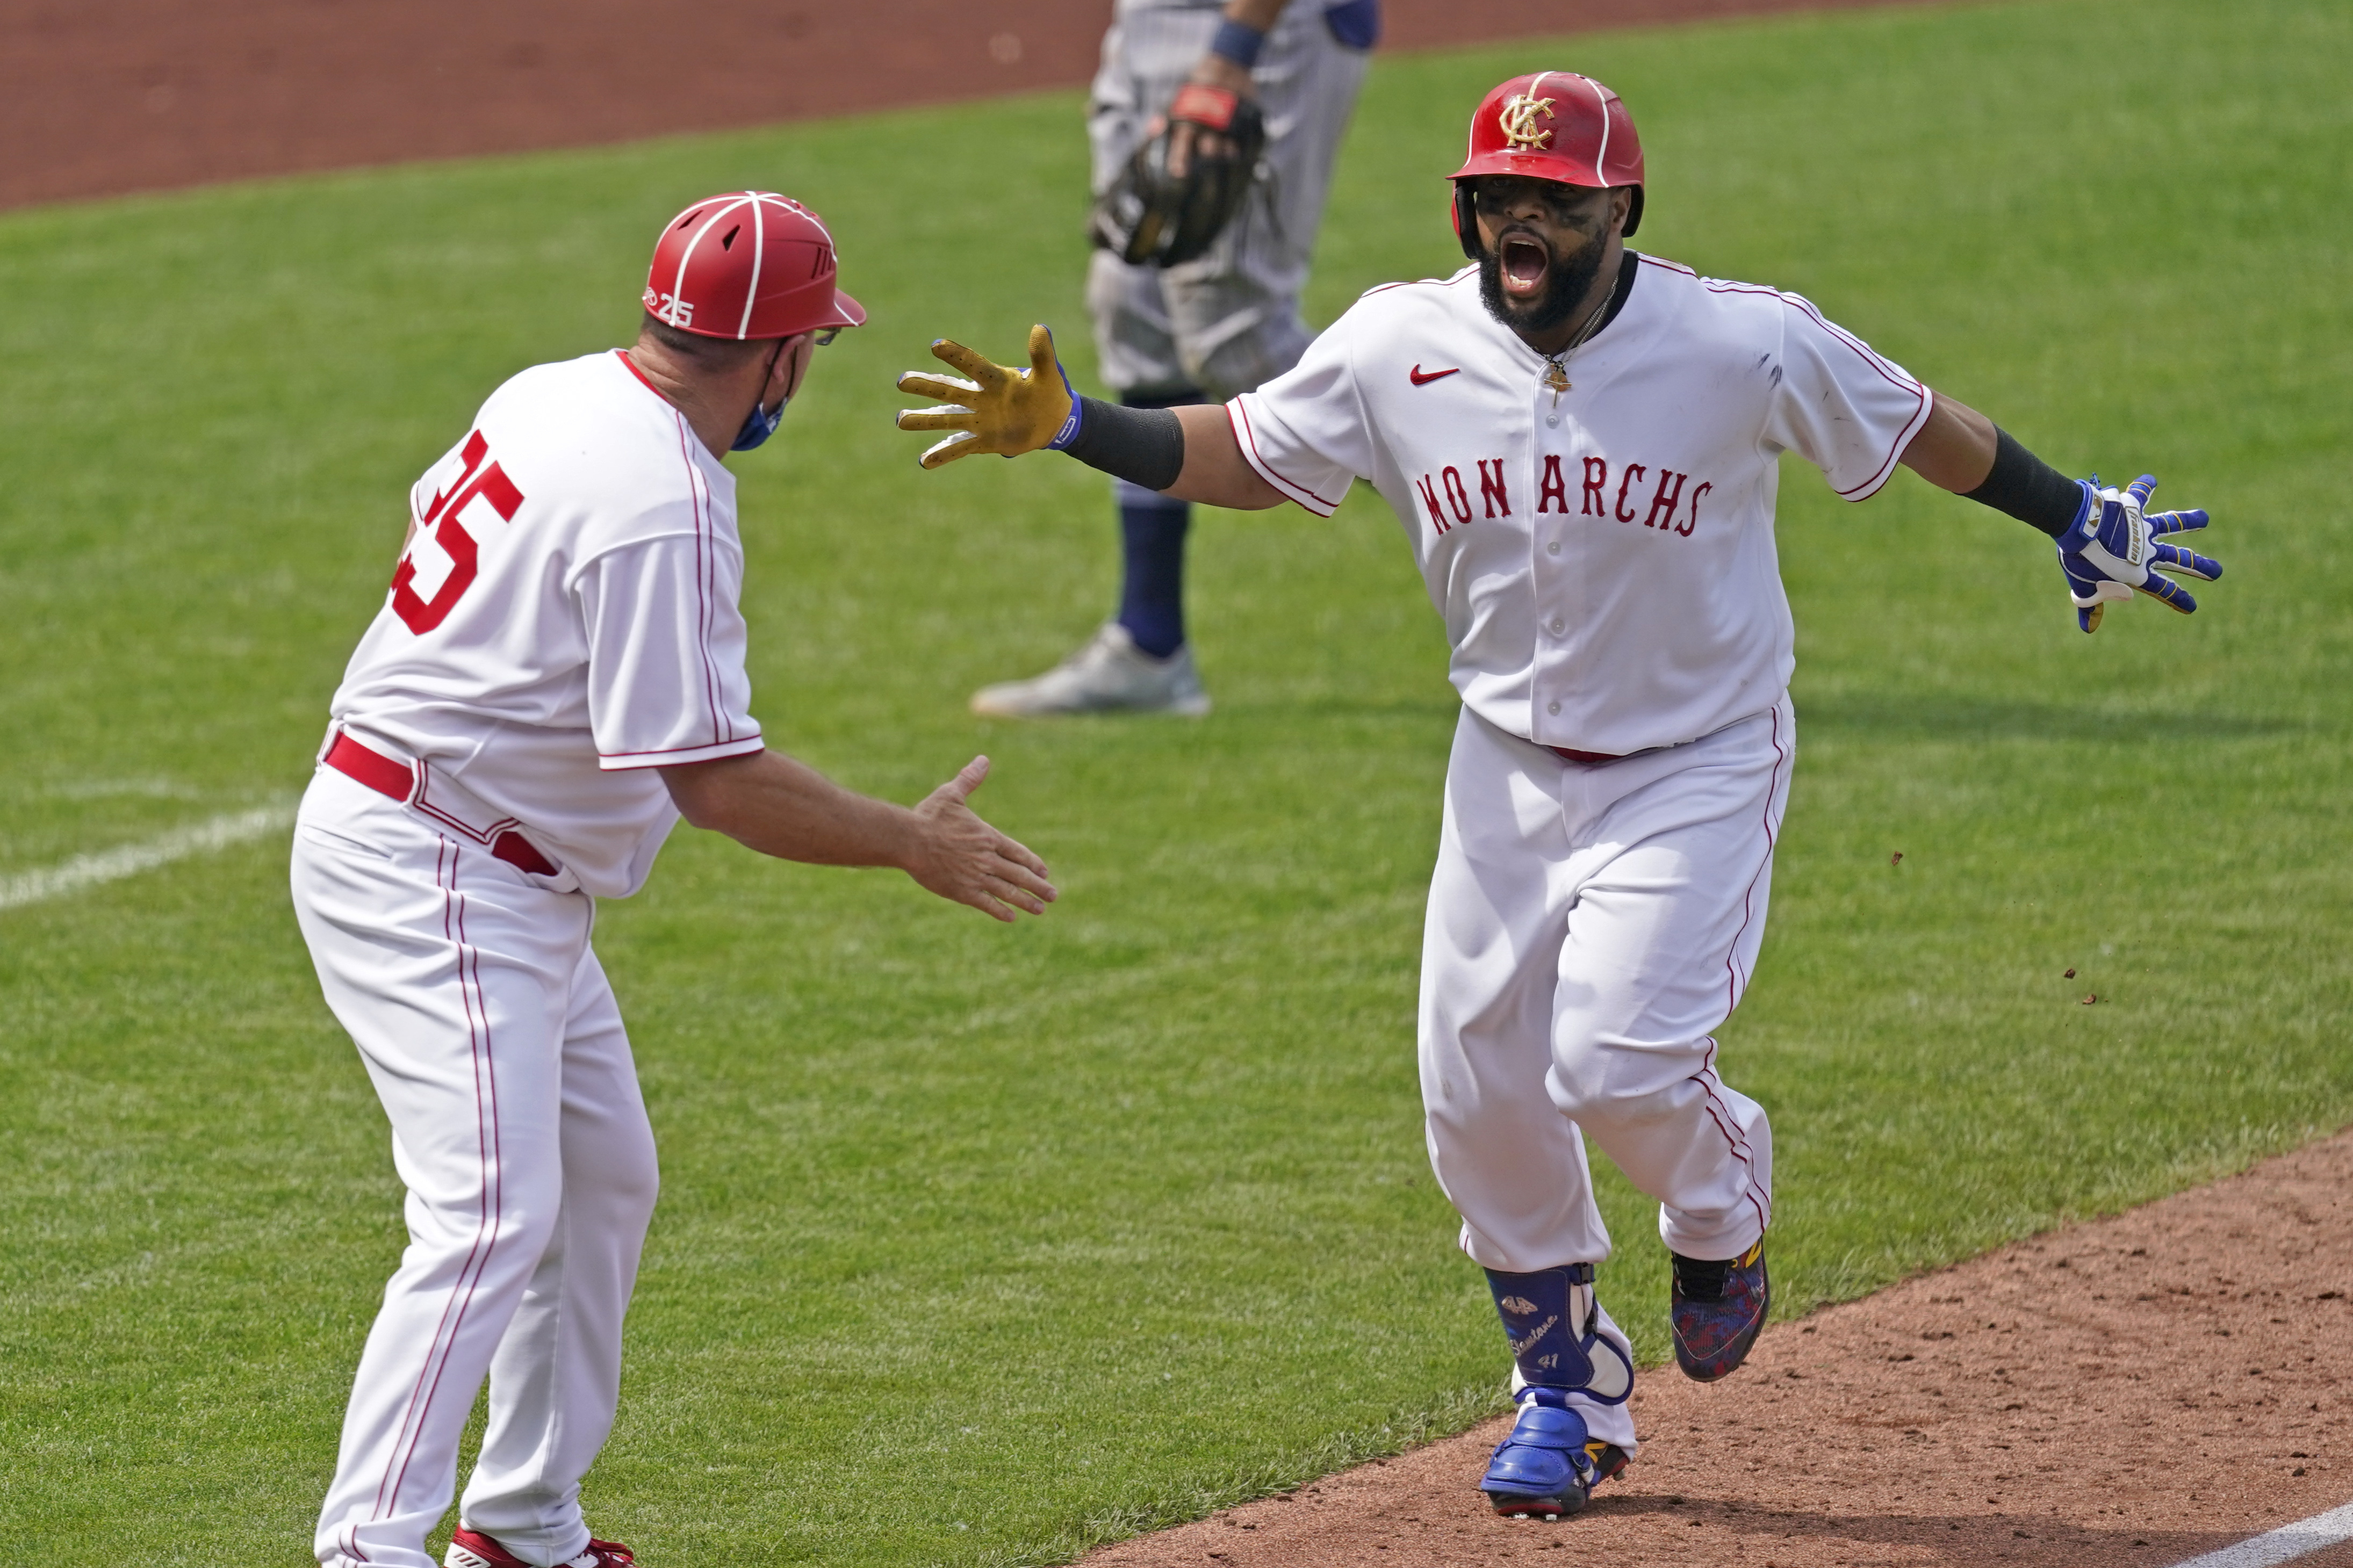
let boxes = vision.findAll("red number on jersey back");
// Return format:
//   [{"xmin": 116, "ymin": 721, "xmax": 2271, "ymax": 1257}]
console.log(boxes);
[{"xmin": 392, "ymin": 430, "xmax": 524, "ymax": 634}]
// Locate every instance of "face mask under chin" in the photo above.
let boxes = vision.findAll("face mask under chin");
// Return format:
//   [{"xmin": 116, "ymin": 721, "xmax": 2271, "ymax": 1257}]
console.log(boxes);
[{"xmin": 730, "ymin": 395, "xmax": 788, "ymax": 452}]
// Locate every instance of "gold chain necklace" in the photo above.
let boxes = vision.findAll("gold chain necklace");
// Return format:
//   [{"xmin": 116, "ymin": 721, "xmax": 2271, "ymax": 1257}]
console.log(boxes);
[{"xmin": 1541, "ymin": 290, "xmax": 1614, "ymax": 407}]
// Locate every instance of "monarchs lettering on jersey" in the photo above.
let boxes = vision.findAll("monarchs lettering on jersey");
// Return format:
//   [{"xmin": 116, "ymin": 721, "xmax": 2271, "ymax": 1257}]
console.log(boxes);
[
  {"xmin": 1224, "ymin": 257, "xmax": 1933, "ymax": 756},
  {"xmin": 392, "ymin": 430, "xmax": 526, "ymax": 634},
  {"xmin": 1477, "ymin": 459, "xmax": 1512, "ymax": 518},
  {"xmin": 1416, "ymin": 453, "xmax": 1710, "ymax": 539},
  {"xmin": 1416, "ymin": 459, "xmax": 1520, "ymax": 534}
]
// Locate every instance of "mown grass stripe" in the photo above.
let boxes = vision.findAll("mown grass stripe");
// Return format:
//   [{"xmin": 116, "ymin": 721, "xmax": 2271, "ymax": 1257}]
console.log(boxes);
[{"xmin": 0, "ymin": 804, "xmax": 293, "ymax": 911}]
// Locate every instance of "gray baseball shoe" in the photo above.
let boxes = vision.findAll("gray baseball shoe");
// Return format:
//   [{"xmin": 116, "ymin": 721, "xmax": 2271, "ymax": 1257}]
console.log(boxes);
[{"xmin": 969, "ymin": 623, "xmax": 1211, "ymax": 718}]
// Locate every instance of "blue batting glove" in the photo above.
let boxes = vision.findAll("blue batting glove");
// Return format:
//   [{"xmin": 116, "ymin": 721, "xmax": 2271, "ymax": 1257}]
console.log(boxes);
[{"xmin": 2056, "ymin": 473, "xmax": 2221, "ymax": 633}]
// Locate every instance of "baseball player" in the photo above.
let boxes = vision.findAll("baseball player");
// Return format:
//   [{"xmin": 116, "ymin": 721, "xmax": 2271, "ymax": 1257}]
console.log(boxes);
[
  {"xmin": 896, "ymin": 75, "xmax": 2219, "ymax": 1518},
  {"xmin": 293, "ymin": 191, "xmax": 1055, "ymax": 1568},
  {"xmin": 966, "ymin": 0, "xmax": 1376, "ymax": 717}
]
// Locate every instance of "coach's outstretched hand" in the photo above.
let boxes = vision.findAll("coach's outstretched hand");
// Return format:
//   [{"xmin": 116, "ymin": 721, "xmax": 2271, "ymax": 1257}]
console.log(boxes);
[
  {"xmin": 2058, "ymin": 474, "xmax": 2222, "ymax": 633},
  {"xmin": 661, "ymin": 749, "xmax": 1054, "ymax": 922},
  {"xmin": 896, "ymin": 326, "xmax": 1081, "ymax": 468},
  {"xmin": 906, "ymin": 756, "xmax": 1059, "ymax": 923}
]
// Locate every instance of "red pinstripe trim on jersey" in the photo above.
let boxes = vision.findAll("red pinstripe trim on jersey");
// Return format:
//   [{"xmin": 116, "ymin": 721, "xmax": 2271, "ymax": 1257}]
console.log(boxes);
[
  {"xmin": 1772, "ymin": 290, "xmax": 1927, "ymax": 498},
  {"xmin": 668, "ymin": 404, "xmax": 733, "ymax": 750},
  {"xmin": 1844, "ymin": 374, "xmax": 1934, "ymax": 502},
  {"xmin": 414, "ymin": 774, "xmax": 523, "ymax": 847},
  {"xmin": 617, "ymin": 348, "xmax": 747, "ymax": 755},
  {"xmin": 1227, "ymin": 398, "xmax": 1341, "ymax": 516},
  {"xmin": 1689, "ymin": 273, "xmax": 1929, "ymax": 502},
  {"xmin": 1359, "ymin": 266, "xmax": 1479, "ymax": 299},
  {"xmin": 613, "ymin": 348, "xmax": 662, "ymax": 397},
  {"xmin": 332, "ymin": 731, "xmax": 562, "ymax": 876},
  {"xmin": 598, "ymin": 733, "xmax": 765, "ymax": 770}
]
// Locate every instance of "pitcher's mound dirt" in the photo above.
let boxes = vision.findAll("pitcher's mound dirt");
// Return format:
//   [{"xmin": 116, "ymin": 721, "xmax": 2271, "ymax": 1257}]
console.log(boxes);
[{"xmin": 1085, "ymin": 1128, "xmax": 2353, "ymax": 1567}]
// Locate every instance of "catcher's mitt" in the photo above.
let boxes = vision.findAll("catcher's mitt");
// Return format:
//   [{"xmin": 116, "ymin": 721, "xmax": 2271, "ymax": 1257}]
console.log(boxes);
[{"xmin": 1090, "ymin": 83, "xmax": 1267, "ymax": 269}]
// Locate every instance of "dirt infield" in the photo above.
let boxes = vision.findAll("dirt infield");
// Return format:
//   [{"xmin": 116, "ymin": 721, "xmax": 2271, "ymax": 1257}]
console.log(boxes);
[
  {"xmin": 0, "ymin": 0, "xmax": 1948, "ymax": 212},
  {"xmin": 1083, "ymin": 1128, "xmax": 2353, "ymax": 1567}
]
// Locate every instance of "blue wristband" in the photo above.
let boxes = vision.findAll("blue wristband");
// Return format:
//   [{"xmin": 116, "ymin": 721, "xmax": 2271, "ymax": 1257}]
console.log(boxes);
[
  {"xmin": 1209, "ymin": 18, "xmax": 1267, "ymax": 68},
  {"xmin": 1044, "ymin": 359, "xmax": 1084, "ymax": 451}
]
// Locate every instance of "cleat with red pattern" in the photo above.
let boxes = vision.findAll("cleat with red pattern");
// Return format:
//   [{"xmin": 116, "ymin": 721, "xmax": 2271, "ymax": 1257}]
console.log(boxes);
[
  {"xmin": 1669, "ymin": 1238, "xmax": 1768, "ymax": 1381},
  {"xmin": 445, "ymin": 1527, "xmax": 635, "ymax": 1568}
]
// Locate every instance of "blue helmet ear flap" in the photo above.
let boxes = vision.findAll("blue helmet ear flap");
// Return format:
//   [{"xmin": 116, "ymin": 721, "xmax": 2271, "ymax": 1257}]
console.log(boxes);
[{"xmin": 1452, "ymin": 183, "xmax": 1480, "ymax": 259}]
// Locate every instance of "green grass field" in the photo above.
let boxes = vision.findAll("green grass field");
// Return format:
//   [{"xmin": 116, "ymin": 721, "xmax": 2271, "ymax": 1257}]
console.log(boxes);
[{"xmin": 3, "ymin": 0, "xmax": 2350, "ymax": 1560}]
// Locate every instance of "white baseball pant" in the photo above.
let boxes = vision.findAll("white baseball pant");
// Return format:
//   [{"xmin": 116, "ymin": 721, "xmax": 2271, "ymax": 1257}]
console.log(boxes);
[
  {"xmin": 1085, "ymin": 1, "xmax": 1369, "ymax": 400},
  {"xmin": 293, "ymin": 766, "xmax": 659, "ymax": 1568},
  {"xmin": 1419, "ymin": 702, "xmax": 1789, "ymax": 1427}
]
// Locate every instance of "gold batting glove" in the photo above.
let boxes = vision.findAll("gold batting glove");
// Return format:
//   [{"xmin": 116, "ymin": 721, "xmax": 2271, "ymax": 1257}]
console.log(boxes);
[{"xmin": 895, "ymin": 326, "xmax": 1082, "ymax": 469}]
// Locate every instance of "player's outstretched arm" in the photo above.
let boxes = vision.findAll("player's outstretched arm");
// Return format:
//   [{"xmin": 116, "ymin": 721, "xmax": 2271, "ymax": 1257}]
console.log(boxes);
[
  {"xmin": 895, "ymin": 327, "xmax": 1285, "ymax": 511},
  {"xmin": 1902, "ymin": 391, "xmax": 2221, "ymax": 634},
  {"xmin": 660, "ymin": 751, "xmax": 1056, "ymax": 922}
]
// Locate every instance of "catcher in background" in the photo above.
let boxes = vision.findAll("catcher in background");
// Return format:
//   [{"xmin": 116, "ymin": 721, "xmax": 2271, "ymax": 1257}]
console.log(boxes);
[{"xmin": 967, "ymin": 0, "xmax": 1377, "ymax": 718}]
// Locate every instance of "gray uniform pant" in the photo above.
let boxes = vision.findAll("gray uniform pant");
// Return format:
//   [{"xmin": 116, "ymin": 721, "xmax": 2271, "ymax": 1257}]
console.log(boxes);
[{"xmin": 1086, "ymin": 0, "xmax": 1370, "ymax": 403}]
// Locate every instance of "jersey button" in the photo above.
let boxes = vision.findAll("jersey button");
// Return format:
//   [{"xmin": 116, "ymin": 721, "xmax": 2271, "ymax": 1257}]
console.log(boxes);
[
  {"xmin": 1546, "ymin": 541, "xmax": 1561, "ymax": 555},
  {"xmin": 1548, "ymin": 701, "xmax": 1561, "ymax": 716},
  {"xmin": 1549, "ymin": 617, "xmax": 1565, "ymax": 634}
]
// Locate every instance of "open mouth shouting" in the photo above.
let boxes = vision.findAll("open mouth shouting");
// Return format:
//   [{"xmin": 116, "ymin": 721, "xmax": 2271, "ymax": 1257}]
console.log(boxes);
[
  {"xmin": 1474, "ymin": 201, "xmax": 1613, "ymax": 344},
  {"xmin": 1498, "ymin": 228, "xmax": 1553, "ymax": 302}
]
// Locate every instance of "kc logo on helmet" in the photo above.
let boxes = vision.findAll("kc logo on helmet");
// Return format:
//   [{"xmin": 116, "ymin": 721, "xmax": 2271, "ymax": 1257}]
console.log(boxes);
[{"xmin": 1498, "ymin": 93, "xmax": 1556, "ymax": 152}]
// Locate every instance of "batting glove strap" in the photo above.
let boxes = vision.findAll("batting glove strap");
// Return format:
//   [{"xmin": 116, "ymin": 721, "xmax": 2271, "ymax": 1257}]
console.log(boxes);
[
  {"xmin": 1041, "ymin": 360, "xmax": 1086, "ymax": 450},
  {"xmin": 2054, "ymin": 473, "xmax": 2221, "ymax": 633}
]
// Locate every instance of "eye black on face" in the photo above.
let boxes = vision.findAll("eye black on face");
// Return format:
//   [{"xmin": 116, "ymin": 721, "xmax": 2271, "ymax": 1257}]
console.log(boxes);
[{"xmin": 1470, "ymin": 177, "xmax": 1599, "ymax": 228}]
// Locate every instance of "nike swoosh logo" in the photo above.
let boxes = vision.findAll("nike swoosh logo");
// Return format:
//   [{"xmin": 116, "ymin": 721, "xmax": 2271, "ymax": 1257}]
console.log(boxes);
[{"xmin": 1409, "ymin": 364, "xmax": 1460, "ymax": 386}]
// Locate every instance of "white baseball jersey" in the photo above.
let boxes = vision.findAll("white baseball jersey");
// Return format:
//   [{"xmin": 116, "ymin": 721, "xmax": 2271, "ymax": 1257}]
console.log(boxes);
[
  {"xmin": 328, "ymin": 349, "xmax": 765, "ymax": 898},
  {"xmin": 1228, "ymin": 254, "xmax": 1932, "ymax": 756}
]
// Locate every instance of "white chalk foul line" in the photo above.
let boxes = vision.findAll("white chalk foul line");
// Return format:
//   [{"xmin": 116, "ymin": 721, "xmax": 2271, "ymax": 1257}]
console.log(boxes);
[
  {"xmin": 0, "ymin": 804, "xmax": 296, "ymax": 911},
  {"xmin": 2170, "ymin": 1500, "xmax": 2353, "ymax": 1568}
]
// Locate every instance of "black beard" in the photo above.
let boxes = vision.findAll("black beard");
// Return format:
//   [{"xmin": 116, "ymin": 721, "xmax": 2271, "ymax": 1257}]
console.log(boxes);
[{"xmin": 1477, "ymin": 226, "xmax": 1610, "ymax": 341}]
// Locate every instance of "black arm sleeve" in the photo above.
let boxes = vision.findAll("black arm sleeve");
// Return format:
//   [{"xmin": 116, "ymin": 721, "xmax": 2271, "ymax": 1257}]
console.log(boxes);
[
  {"xmin": 1963, "ymin": 427, "xmax": 2085, "ymax": 539},
  {"xmin": 1057, "ymin": 397, "xmax": 1186, "ymax": 493}
]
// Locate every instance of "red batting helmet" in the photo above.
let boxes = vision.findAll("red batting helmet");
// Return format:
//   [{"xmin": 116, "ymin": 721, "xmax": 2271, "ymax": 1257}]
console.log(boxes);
[
  {"xmin": 1449, "ymin": 72, "xmax": 1645, "ymax": 256},
  {"xmin": 642, "ymin": 191, "xmax": 866, "ymax": 342}
]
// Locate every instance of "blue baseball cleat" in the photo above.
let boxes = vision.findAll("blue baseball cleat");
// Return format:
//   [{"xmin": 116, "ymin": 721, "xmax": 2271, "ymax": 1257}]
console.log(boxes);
[
  {"xmin": 1670, "ymin": 1238, "xmax": 1769, "ymax": 1381},
  {"xmin": 1479, "ymin": 1388, "xmax": 1630, "ymax": 1519}
]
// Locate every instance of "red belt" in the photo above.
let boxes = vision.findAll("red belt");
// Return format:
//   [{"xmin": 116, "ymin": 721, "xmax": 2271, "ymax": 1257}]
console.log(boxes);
[
  {"xmin": 325, "ymin": 732, "xmax": 559, "ymax": 877},
  {"xmin": 1549, "ymin": 746, "xmax": 1623, "ymax": 765}
]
